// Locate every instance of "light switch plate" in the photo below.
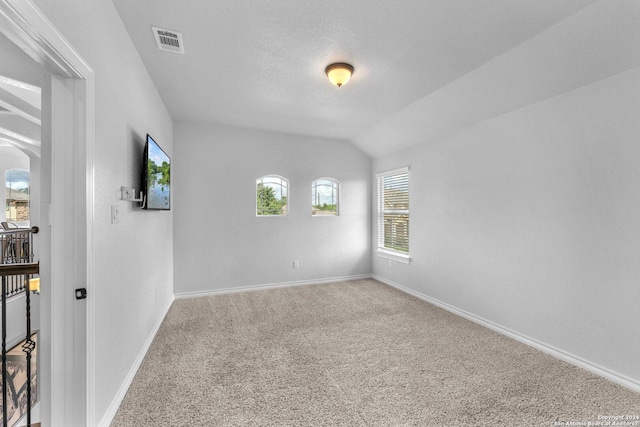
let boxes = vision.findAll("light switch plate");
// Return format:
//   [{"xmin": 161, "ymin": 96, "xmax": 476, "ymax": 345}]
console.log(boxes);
[{"xmin": 111, "ymin": 205, "xmax": 119, "ymax": 224}]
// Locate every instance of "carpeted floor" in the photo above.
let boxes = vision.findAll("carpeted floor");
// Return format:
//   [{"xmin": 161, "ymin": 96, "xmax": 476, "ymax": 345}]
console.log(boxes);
[{"xmin": 111, "ymin": 279, "xmax": 640, "ymax": 426}]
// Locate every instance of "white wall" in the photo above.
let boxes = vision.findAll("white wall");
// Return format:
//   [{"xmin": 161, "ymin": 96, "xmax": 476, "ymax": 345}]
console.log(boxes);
[
  {"xmin": 30, "ymin": 1, "xmax": 174, "ymax": 424},
  {"xmin": 373, "ymin": 66, "xmax": 640, "ymax": 386},
  {"xmin": 173, "ymin": 122, "xmax": 371, "ymax": 294}
]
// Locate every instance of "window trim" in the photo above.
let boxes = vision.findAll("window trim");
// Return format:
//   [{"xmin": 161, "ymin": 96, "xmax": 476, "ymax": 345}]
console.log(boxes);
[
  {"xmin": 256, "ymin": 174, "xmax": 289, "ymax": 217},
  {"xmin": 376, "ymin": 248, "xmax": 411, "ymax": 264},
  {"xmin": 311, "ymin": 177, "xmax": 340, "ymax": 217},
  {"xmin": 376, "ymin": 166, "xmax": 411, "ymax": 263},
  {"xmin": 5, "ymin": 168, "xmax": 31, "ymax": 225}
]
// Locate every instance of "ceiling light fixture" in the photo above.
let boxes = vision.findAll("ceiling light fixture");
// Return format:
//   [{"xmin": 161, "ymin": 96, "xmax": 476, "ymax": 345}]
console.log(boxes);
[{"xmin": 325, "ymin": 63, "xmax": 354, "ymax": 87}]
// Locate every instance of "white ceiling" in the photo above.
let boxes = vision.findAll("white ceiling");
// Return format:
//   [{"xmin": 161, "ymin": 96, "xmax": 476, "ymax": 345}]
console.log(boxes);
[
  {"xmin": 0, "ymin": 32, "xmax": 41, "ymax": 157},
  {"xmin": 112, "ymin": 0, "xmax": 640, "ymax": 158}
]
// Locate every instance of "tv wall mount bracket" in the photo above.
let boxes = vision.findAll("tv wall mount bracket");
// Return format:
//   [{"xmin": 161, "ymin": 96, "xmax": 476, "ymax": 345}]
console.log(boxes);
[{"xmin": 120, "ymin": 186, "xmax": 147, "ymax": 209}]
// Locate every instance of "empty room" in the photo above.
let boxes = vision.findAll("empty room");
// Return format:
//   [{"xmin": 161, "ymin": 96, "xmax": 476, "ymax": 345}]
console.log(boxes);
[{"xmin": 1, "ymin": 0, "xmax": 639, "ymax": 426}]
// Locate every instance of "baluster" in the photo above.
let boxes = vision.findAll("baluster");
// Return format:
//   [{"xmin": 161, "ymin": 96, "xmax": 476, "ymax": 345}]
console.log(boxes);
[
  {"xmin": 24, "ymin": 273, "xmax": 34, "ymax": 427},
  {"xmin": 2, "ymin": 274, "xmax": 7, "ymax": 427},
  {"xmin": 0, "ymin": 227, "xmax": 39, "ymax": 426}
]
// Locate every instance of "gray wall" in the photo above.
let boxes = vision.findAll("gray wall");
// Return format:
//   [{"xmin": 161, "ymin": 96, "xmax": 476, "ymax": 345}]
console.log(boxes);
[
  {"xmin": 372, "ymin": 66, "xmax": 640, "ymax": 384},
  {"xmin": 173, "ymin": 122, "xmax": 371, "ymax": 294},
  {"xmin": 31, "ymin": 1, "xmax": 175, "ymax": 424}
]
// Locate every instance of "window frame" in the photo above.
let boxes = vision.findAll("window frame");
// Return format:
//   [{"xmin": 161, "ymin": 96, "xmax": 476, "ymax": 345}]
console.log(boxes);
[
  {"xmin": 5, "ymin": 168, "xmax": 30, "ymax": 225},
  {"xmin": 256, "ymin": 174, "xmax": 289, "ymax": 217},
  {"xmin": 311, "ymin": 177, "xmax": 340, "ymax": 217},
  {"xmin": 376, "ymin": 166, "xmax": 411, "ymax": 264}
]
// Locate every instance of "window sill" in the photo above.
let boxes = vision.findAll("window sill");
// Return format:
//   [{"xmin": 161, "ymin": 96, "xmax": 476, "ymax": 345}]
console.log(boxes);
[{"xmin": 376, "ymin": 249, "xmax": 411, "ymax": 264}]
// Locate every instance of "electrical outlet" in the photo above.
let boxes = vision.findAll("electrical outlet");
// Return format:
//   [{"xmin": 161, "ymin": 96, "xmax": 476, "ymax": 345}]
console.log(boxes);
[
  {"xmin": 388, "ymin": 259, "xmax": 393, "ymax": 268},
  {"xmin": 293, "ymin": 260, "xmax": 299, "ymax": 269},
  {"xmin": 111, "ymin": 205, "xmax": 119, "ymax": 224}
]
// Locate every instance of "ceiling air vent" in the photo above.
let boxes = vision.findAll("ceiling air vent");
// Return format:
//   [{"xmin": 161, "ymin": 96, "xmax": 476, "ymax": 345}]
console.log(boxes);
[{"xmin": 152, "ymin": 26, "xmax": 185, "ymax": 54}]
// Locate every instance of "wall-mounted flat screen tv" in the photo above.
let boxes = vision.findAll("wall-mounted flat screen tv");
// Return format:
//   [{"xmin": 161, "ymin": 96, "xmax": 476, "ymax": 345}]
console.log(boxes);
[{"xmin": 143, "ymin": 134, "xmax": 171, "ymax": 210}]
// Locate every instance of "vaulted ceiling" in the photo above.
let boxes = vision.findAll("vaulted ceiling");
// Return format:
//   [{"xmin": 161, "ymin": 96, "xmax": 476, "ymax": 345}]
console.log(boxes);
[
  {"xmin": 0, "ymin": 76, "xmax": 41, "ymax": 158},
  {"xmin": 112, "ymin": 0, "xmax": 640, "ymax": 158},
  {"xmin": 0, "ymin": 32, "xmax": 41, "ymax": 158}
]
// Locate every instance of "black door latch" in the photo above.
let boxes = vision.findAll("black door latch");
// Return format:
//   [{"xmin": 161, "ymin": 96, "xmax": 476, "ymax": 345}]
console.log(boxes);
[{"xmin": 75, "ymin": 288, "xmax": 87, "ymax": 300}]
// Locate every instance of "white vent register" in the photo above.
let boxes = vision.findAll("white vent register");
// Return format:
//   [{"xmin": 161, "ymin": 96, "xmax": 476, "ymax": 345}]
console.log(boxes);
[{"xmin": 152, "ymin": 26, "xmax": 185, "ymax": 54}]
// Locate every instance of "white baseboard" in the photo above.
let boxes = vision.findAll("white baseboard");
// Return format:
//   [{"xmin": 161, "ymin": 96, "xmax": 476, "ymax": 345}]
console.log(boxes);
[
  {"xmin": 98, "ymin": 295, "xmax": 175, "ymax": 427},
  {"xmin": 372, "ymin": 274, "xmax": 640, "ymax": 394},
  {"xmin": 174, "ymin": 274, "xmax": 373, "ymax": 299}
]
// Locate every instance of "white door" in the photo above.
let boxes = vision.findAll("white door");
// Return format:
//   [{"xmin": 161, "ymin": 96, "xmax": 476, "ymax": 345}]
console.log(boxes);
[{"xmin": 44, "ymin": 74, "xmax": 87, "ymax": 426}]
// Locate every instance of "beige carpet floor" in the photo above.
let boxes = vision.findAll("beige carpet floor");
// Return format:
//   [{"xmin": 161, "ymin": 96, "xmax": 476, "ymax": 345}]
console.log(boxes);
[{"xmin": 111, "ymin": 279, "xmax": 640, "ymax": 426}]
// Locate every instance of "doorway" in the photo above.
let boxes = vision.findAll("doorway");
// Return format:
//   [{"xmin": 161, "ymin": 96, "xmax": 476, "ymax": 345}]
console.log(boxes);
[{"xmin": 0, "ymin": 1, "xmax": 95, "ymax": 426}]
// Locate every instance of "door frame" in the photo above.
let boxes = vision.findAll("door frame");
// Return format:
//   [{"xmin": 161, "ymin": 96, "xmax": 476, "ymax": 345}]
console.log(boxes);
[{"xmin": 0, "ymin": 0, "xmax": 95, "ymax": 425}]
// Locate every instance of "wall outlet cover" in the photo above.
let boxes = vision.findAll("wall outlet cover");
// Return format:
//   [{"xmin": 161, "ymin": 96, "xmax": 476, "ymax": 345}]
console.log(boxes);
[{"xmin": 111, "ymin": 205, "xmax": 119, "ymax": 224}]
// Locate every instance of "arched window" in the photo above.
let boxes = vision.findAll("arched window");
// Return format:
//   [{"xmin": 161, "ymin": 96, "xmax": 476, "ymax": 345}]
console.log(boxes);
[
  {"xmin": 311, "ymin": 178, "xmax": 339, "ymax": 216},
  {"xmin": 256, "ymin": 175, "xmax": 288, "ymax": 216},
  {"xmin": 5, "ymin": 169, "xmax": 30, "ymax": 224}
]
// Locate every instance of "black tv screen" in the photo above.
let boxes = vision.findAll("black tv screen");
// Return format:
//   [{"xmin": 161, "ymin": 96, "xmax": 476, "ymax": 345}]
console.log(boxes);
[{"xmin": 143, "ymin": 134, "xmax": 171, "ymax": 210}]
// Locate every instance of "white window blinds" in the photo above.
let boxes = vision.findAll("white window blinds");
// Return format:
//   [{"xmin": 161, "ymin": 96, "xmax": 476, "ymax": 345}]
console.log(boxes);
[{"xmin": 377, "ymin": 167, "xmax": 409, "ymax": 255}]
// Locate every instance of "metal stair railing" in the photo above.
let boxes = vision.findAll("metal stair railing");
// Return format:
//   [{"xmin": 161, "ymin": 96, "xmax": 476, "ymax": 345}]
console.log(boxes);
[{"xmin": 1, "ymin": 226, "xmax": 39, "ymax": 427}]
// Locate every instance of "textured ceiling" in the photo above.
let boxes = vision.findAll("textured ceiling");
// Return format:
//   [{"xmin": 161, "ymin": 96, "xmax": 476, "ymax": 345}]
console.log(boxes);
[{"xmin": 112, "ymin": 0, "xmax": 640, "ymax": 157}]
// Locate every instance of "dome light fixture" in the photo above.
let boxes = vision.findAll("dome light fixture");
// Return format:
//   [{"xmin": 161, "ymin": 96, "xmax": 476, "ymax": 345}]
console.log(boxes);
[{"xmin": 325, "ymin": 62, "xmax": 354, "ymax": 87}]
